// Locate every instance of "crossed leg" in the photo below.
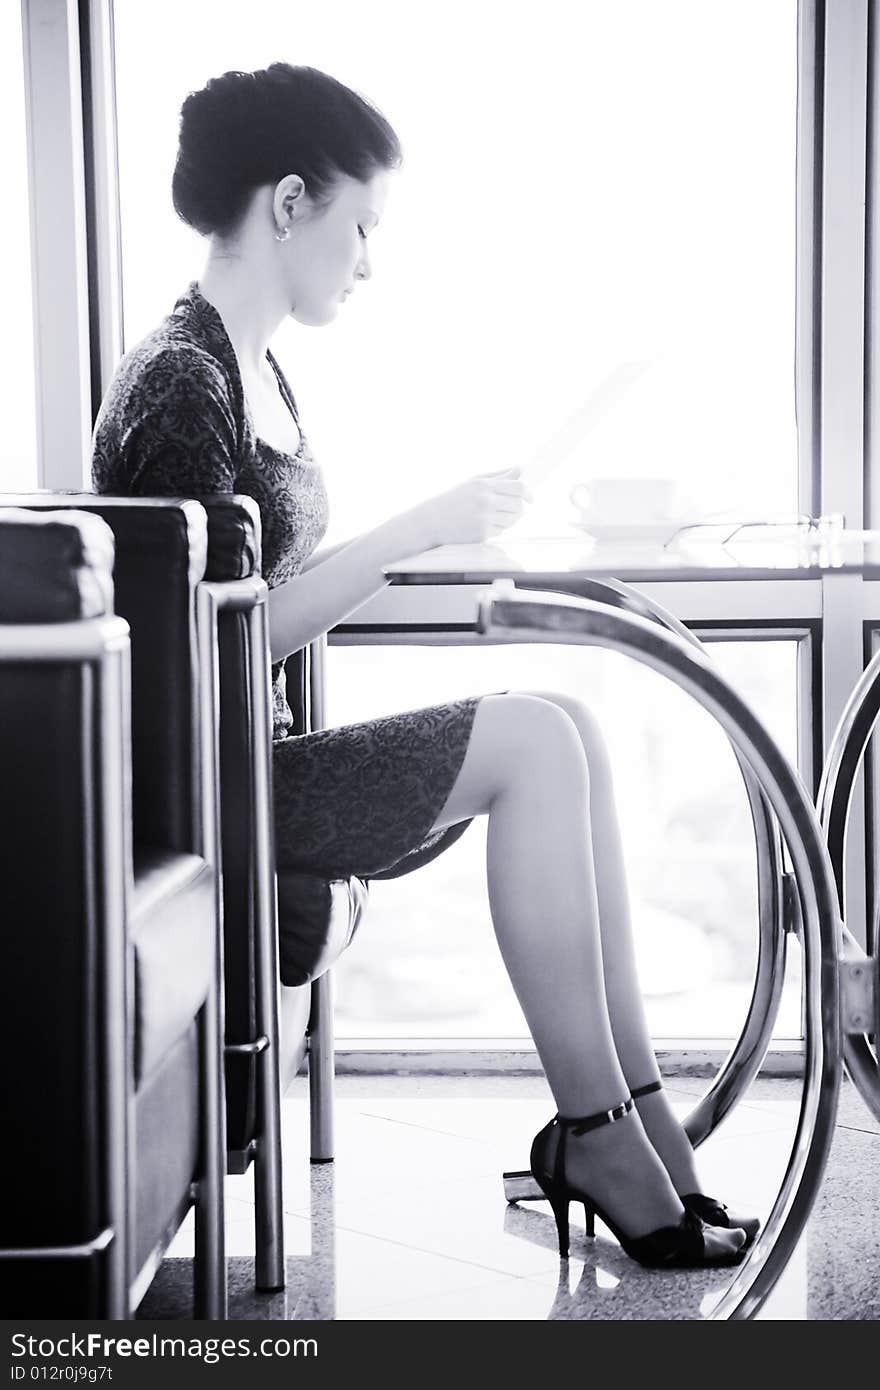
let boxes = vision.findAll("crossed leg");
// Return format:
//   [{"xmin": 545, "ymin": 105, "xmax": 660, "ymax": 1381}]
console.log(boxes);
[
  {"xmin": 429, "ymin": 688, "xmax": 702, "ymax": 1199},
  {"xmin": 513, "ymin": 688, "xmax": 702, "ymax": 1195}
]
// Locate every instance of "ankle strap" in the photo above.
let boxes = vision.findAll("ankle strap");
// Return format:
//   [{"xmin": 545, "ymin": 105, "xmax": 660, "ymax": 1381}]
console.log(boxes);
[
  {"xmin": 631, "ymin": 1080, "xmax": 663, "ymax": 1100},
  {"xmin": 556, "ymin": 1097, "xmax": 633, "ymax": 1135}
]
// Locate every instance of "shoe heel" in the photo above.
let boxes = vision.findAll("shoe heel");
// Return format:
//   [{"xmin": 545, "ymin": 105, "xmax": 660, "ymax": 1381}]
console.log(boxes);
[
  {"xmin": 583, "ymin": 1203, "xmax": 595, "ymax": 1239},
  {"xmin": 549, "ymin": 1195, "xmax": 571, "ymax": 1258}
]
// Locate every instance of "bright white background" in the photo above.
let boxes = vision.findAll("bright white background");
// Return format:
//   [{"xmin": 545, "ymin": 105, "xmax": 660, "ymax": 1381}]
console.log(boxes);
[
  {"xmin": 114, "ymin": 0, "xmax": 798, "ymax": 541},
  {"xmin": 6, "ymin": 0, "xmax": 800, "ymax": 1040}
]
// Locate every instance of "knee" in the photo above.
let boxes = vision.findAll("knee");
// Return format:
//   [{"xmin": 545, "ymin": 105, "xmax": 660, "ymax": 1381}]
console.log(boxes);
[
  {"xmin": 481, "ymin": 692, "xmax": 589, "ymax": 796},
  {"xmin": 519, "ymin": 689, "xmax": 611, "ymax": 777}
]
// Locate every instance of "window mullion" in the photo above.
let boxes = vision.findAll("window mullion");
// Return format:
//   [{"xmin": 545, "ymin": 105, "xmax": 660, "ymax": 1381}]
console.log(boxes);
[
  {"xmin": 79, "ymin": 0, "xmax": 124, "ymax": 420},
  {"xmin": 820, "ymin": 0, "xmax": 868, "ymax": 527},
  {"xmin": 797, "ymin": 0, "xmax": 824, "ymax": 516},
  {"xmin": 818, "ymin": 1, "xmax": 870, "ymax": 945},
  {"xmin": 21, "ymin": 0, "xmax": 92, "ymax": 488}
]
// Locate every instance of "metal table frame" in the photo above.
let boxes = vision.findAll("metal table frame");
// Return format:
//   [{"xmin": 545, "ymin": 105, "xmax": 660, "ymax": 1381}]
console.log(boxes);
[
  {"xmin": 816, "ymin": 644, "xmax": 880, "ymax": 1118},
  {"xmin": 475, "ymin": 580, "xmax": 844, "ymax": 1321}
]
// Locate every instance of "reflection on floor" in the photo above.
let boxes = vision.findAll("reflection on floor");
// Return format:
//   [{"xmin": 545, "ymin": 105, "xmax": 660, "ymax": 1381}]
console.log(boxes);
[{"xmin": 137, "ymin": 1074, "xmax": 880, "ymax": 1321}]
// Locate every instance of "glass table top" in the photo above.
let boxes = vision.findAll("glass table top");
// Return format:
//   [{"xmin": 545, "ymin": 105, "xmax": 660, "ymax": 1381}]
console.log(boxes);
[{"xmin": 384, "ymin": 522, "xmax": 880, "ymax": 583}]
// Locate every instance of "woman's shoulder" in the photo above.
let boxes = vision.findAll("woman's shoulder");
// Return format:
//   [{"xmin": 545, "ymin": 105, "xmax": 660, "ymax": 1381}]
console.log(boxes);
[
  {"xmin": 111, "ymin": 296, "xmax": 238, "ymax": 410},
  {"xmin": 92, "ymin": 287, "xmax": 245, "ymax": 494},
  {"xmin": 96, "ymin": 289, "xmax": 243, "ymax": 432}
]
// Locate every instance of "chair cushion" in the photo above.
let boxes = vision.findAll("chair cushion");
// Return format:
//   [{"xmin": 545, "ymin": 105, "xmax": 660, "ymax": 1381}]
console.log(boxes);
[
  {"xmin": 0, "ymin": 508, "xmax": 114, "ymax": 622},
  {"xmin": 277, "ymin": 872, "xmax": 368, "ymax": 986},
  {"xmin": 132, "ymin": 848, "xmax": 215, "ymax": 1084}
]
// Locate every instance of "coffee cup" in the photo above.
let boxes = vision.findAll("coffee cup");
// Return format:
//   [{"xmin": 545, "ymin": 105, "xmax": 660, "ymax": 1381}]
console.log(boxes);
[{"xmin": 570, "ymin": 476, "xmax": 680, "ymax": 528}]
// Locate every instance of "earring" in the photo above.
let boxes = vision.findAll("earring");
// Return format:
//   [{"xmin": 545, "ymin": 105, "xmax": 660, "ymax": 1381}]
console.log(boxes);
[{"xmin": 274, "ymin": 223, "xmax": 291, "ymax": 242}]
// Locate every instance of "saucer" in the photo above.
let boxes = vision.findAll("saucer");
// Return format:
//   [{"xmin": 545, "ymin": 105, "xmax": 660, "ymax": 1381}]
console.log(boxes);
[{"xmin": 573, "ymin": 520, "xmax": 686, "ymax": 545}]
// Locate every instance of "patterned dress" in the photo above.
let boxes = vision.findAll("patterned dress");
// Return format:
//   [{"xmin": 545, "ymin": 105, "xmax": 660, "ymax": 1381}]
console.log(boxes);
[{"xmin": 92, "ymin": 282, "xmax": 481, "ymax": 880}]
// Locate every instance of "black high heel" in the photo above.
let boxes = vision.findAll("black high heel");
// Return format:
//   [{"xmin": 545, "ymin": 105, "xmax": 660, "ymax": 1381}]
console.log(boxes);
[
  {"xmin": 530, "ymin": 1098, "xmax": 747, "ymax": 1268},
  {"xmin": 631, "ymin": 1080, "xmax": 761, "ymax": 1247}
]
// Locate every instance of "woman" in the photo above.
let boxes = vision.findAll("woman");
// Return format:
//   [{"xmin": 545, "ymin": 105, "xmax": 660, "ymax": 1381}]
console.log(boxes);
[{"xmin": 92, "ymin": 62, "xmax": 755, "ymax": 1268}]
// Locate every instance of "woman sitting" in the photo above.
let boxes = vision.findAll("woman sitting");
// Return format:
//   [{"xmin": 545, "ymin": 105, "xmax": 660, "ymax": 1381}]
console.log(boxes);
[{"xmin": 92, "ymin": 61, "xmax": 756, "ymax": 1268}]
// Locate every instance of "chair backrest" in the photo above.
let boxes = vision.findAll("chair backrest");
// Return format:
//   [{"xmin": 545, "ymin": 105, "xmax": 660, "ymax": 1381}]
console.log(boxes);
[
  {"xmin": 0, "ymin": 493, "xmax": 208, "ymax": 854},
  {"xmin": 197, "ymin": 496, "xmax": 266, "ymax": 1150}
]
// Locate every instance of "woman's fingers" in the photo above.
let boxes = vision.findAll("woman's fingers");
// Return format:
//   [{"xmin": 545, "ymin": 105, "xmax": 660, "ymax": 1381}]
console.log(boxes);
[
  {"xmin": 484, "ymin": 469, "xmax": 531, "ymax": 494},
  {"xmin": 488, "ymin": 481, "xmax": 532, "ymax": 503}
]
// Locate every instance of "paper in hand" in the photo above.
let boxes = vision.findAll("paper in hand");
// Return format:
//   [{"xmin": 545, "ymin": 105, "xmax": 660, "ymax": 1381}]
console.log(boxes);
[{"xmin": 521, "ymin": 360, "xmax": 652, "ymax": 490}]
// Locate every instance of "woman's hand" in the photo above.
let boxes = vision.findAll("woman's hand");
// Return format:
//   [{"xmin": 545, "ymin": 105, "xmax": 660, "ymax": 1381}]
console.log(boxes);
[
  {"xmin": 270, "ymin": 467, "xmax": 532, "ymax": 659},
  {"xmin": 412, "ymin": 468, "xmax": 532, "ymax": 548}
]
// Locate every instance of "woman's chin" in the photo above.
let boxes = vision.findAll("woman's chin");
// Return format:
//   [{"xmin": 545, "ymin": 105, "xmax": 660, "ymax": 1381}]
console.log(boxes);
[{"xmin": 290, "ymin": 303, "xmax": 339, "ymax": 328}]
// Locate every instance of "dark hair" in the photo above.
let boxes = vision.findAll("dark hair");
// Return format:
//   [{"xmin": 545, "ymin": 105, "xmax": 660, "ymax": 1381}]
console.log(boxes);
[{"xmin": 172, "ymin": 63, "xmax": 402, "ymax": 237}]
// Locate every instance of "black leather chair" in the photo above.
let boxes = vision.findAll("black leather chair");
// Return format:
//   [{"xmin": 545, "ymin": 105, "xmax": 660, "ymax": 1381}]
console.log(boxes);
[
  {"xmin": 0, "ymin": 501, "xmax": 226, "ymax": 1319},
  {"xmin": 1, "ymin": 489, "xmax": 366, "ymax": 1297},
  {"xmin": 196, "ymin": 496, "xmax": 366, "ymax": 1291}
]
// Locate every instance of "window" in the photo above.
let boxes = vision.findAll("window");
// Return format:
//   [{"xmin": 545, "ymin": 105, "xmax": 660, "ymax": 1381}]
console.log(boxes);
[
  {"xmin": 113, "ymin": 0, "xmax": 797, "ymax": 538},
  {"xmin": 328, "ymin": 638, "xmax": 802, "ymax": 1040},
  {"xmin": 111, "ymin": 0, "xmax": 804, "ymax": 1042}
]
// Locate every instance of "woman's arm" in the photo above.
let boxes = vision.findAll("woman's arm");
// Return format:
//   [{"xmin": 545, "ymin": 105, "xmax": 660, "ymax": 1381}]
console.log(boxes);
[
  {"xmin": 299, "ymin": 537, "xmax": 357, "ymax": 572},
  {"xmin": 268, "ymin": 467, "xmax": 529, "ymax": 662},
  {"xmin": 94, "ymin": 350, "xmax": 523, "ymax": 660},
  {"xmin": 267, "ymin": 504, "xmax": 432, "ymax": 662}
]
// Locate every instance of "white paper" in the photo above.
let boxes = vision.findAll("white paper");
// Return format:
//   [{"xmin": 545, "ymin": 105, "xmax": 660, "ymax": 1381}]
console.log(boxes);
[{"xmin": 520, "ymin": 360, "xmax": 652, "ymax": 490}]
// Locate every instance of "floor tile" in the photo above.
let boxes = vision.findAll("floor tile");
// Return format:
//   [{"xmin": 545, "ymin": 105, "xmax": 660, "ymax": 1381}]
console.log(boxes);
[{"xmin": 138, "ymin": 1073, "xmax": 880, "ymax": 1320}]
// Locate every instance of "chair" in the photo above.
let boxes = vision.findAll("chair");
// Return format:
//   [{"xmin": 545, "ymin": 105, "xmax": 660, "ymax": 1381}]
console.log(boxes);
[
  {"xmin": 0, "ymin": 500, "xmax": 226, "ymax": 1319},
  {"xmin": 196, "ymin": 496, "xmax": 366, "ymax": 1291}
]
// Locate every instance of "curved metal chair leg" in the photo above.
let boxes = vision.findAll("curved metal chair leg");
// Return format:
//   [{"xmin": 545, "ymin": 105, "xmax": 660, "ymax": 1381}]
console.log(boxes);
[{"xmin": 484, "ymin": 584, "xmax": 841, "ymax": 1320}]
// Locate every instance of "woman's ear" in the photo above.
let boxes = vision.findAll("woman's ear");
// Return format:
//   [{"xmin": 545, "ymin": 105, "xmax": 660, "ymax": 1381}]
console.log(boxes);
[{"xmin": 273, "ymin": 173, "xmax": 307, "ymax": 225}]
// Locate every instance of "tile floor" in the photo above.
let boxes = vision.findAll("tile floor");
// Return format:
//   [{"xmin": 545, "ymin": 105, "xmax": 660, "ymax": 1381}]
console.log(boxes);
[{"xmin": 137, "ymin": 1072, "xmax": 880, "ymax": 1321}]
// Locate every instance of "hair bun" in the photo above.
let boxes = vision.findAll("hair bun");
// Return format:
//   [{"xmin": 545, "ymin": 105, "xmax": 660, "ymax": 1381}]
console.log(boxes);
[{"xmin": 171, "ymin": 63, "xmax": 401, "ymax": 239}]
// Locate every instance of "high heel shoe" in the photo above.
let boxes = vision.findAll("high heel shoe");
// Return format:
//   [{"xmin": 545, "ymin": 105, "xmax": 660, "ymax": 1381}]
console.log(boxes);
[
  {"xmin": 530, "ymin": 1099, "xmax": 747, "ymax": 1269},
  {"xmin": 631, "ymin": 1081, "xmax": 761, "ymax": 1247}
]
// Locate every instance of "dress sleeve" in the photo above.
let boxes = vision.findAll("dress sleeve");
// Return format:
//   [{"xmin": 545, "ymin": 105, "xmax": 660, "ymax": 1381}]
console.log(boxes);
[{"xmin": 112, "ymin": 345, "xmax": 238, "ymax": 497}]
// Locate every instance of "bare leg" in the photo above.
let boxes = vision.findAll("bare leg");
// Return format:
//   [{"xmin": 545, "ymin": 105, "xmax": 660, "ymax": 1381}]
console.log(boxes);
[
  {"xmin": 428, "ymin": 694, "xmax": 735, "ymax": 1247},
  {"xmin": 516, "ymin": 689, "xmax": 702, "ymax": 1196}
]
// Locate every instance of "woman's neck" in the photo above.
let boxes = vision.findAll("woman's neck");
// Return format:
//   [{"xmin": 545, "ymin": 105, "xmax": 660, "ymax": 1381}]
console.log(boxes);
[{"xmin": 198, "ymin": 249, "xmax": 287, "ymax": 378}]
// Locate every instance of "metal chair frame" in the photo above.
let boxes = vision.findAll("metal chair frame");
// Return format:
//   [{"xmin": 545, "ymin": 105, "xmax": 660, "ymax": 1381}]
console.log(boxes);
[
  {"xmin": 197, "ymin": 578, "xmax": 285, "ymax": 1292},
  {"xmin": 304, "ymin": 635, "xmax": 338, "ymax": 1166}
]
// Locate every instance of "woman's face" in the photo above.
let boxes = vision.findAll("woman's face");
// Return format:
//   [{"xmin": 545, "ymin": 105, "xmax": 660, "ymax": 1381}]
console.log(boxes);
[{"xmin": 284, "ymin": 170, "xmax": 392, "ymax": 326}]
